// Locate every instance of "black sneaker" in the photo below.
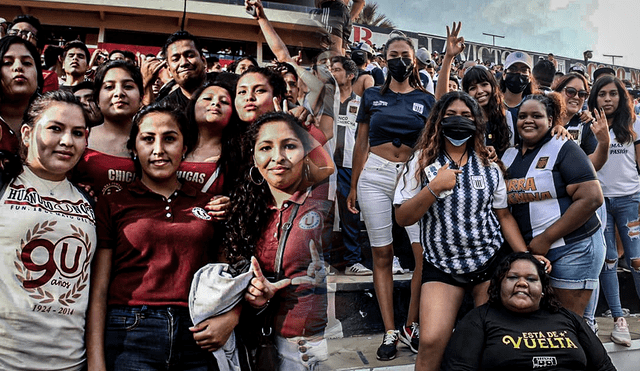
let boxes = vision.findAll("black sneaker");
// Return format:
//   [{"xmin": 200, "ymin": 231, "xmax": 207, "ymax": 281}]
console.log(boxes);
[
  {"xmin": 399, "ymin": 322, "xmax": 419, "ymax": 353},
  {"xmin": 376, "ymin": 330, "xmax": 399, "ymax": 361}
]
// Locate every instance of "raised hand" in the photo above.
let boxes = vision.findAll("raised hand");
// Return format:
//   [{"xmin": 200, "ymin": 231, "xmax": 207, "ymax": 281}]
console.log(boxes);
[
  {"xmin": 591, "ymin": 108, "xmax": 610, "ymax": 145},
  {"xmin": 245, "ymin": 257, "xmax": 291, "ymax": 308},
  {"xmin": 445, "ymin": 22, "xmax": 465, "ymax": 58}
]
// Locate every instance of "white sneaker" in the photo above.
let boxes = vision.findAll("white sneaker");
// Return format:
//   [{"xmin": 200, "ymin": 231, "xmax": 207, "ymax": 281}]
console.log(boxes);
[
  {"xmin": 611, "ymin": 317, "xmax": 632, "ymax": 347},
  {"xmin": 345, "ymin": 263, "xmax": 373, "ymax": 276},
  {"xmin": 392, "ymin": 256, "xmax": 404, "ymax": 274}
]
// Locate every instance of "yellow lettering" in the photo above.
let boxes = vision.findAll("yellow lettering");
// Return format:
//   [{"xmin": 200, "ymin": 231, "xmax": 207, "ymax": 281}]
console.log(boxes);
[
  {"xmin": 565, "ymin": 338, "xmax": 578, "ymax": 349},
  {"xmin": 555, "ymin": 338, "xmax": 566, "ymax": 347},
  {"xmin": 547, "ymin": 338, "xmax": 559, "ymax": 348},
  {"xmin": 538, "ymin": 338, "xmax": 549, "ymax": 348},
  {"xmin": 502, "ymin": 335, "xmax": 522, "ymax": 349},
  {"xmin": 525, "ymin": 177, "xmax": 536, "ymax": 191},
  {"xmin": 524, "ymin": 339, "xmax": 537, "ymax": 349}
]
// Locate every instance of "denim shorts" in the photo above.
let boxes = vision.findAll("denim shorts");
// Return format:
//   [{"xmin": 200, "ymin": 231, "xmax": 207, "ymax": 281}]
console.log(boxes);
[
  {"xmin": 545, "ymin": 231, "xmax": 605, "ymax": 290},
  {"xmin": 105, "ymin": 306, "xmax": 218, "ymax": 371},
  {"xmin": 357, "ymin": 152, "xmax": 420, "ymax": 247}
]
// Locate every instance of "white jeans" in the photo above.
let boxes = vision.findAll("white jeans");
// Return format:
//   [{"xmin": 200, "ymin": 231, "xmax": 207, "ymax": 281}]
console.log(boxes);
[{"xmin": 357, "ymin": 152, "xmax": 420, "ymax": 247}]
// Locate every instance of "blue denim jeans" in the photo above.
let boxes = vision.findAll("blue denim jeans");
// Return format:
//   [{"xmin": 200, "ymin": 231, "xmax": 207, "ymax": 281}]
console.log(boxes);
[
  {"xmin": 600, "ymin": 193, "xmax": 640, "ymax": 318},
  {"xmin": 584, "ymin": 204, "xmax": 607, "ymax": 328},
  {"xmin": 336, "ymin": 166, "xmax": 370, "ymax": 265},
  {"xmin": 105, "ymin": 306, "xmax": 218, "ymax": 371}
]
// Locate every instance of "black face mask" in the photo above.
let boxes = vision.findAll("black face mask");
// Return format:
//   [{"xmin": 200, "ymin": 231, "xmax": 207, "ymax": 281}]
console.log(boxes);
[
  {"xmin": 504, "ymin": 73, "xmax": 530, "ymax": 94},
  {"xmin": 441, "ymin": 115, "xmax": 476, "ymax": 140},
  {"xmin": 387, "ymin": 57, "xmax": 413, "ymax": 82}
]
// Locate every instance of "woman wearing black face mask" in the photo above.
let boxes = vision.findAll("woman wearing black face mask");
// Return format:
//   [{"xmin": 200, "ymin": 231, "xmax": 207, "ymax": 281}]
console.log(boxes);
[
  {"xmin": 347, "ymin": 36, "xmax": 435, "ymax": 360},
  {"xmin": 395, "ymin": 91, "xmax": 534, "ymax": 371}
]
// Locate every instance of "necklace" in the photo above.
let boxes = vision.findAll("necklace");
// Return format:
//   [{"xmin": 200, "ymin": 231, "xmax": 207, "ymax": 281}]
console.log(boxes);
[
  {"xmin": 443, "ymin": 148, "xmax": 467, "ymax": 169},
  {"xmin": 31, "ymin": 174, "xmax": 68, "ymax": 196}
]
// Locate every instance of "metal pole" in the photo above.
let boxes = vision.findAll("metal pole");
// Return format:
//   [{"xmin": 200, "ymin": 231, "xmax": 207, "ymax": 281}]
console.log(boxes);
[
  {"xmin": 482, "ymin": 32, "xmax": 505, "ymax": 47},
  {"xmin": 602, "ymin": 54, "xmax": 623, "ymax": 65}
]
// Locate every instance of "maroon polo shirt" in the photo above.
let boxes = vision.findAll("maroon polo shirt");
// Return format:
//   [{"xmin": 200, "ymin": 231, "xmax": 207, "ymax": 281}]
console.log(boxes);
[
  {"xmin": 96, "ymin": 179, "xmax": 216, "ymax": 307},
  {"xmin": 255, "ymin": 188, "xmax": 331, "ymax": 337}
]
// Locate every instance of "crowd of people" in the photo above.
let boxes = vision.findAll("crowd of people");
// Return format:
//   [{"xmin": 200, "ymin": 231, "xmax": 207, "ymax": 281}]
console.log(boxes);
[{"xmin": 0, "ymin": 2, "xmax": 638, "ymax": 370}]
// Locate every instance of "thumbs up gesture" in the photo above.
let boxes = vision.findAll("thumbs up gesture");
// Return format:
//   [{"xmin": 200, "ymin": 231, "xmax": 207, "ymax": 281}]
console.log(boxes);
[{"xmin": 245, "ymin": 257, "xmax": 291, "ymax": 308}]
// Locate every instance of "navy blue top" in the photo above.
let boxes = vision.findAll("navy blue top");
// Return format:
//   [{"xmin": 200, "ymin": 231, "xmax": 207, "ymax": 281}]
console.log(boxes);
[
  {"xmin": 565, "ymin": 115, "xmax": 597, "ymax": 155},
  {"xmin": 356, "ymin": 86, "xmax": 434, "ymax": 148}
]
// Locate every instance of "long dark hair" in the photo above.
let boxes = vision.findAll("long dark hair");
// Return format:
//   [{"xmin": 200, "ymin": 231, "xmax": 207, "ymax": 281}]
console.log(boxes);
[
  {"xmin": 411, "ymin": 91, "xmax": 490, "ymax": 184},
  {"xmin": 0, "ymin": 36, "xmax": 43, "ymax": 101},
  {"xmin": 186, "ymin": 76, "xmax": 245, "ymax": 193},
  {"xmin": 462, "ymin": 66, "xmax": 510, "ymax": 154},
  {"xmin": 223, "ymin": 111, "xmax": 314, "ymax": 262},
  {"xmin": 588, "ymin": 76, "xmax": 636, "ymax": 144},
  {"xmin": 379, "ymin": 36, "xmax": 427, "ymax": 95},
  {"xmin": 488, "ymin": 252, "xmax": 562, "ymax": 312}
]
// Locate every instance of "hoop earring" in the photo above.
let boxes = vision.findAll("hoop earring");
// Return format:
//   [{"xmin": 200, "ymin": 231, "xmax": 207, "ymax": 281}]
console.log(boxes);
[{"xmin": 249, "ymin": 165, "xmax": 264, "ymax": 185}]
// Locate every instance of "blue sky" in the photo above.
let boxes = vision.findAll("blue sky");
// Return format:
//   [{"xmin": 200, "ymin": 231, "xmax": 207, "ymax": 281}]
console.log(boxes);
[{"xmin": 373, "ymin": 0, "xmax": 640, "ymax": 69}]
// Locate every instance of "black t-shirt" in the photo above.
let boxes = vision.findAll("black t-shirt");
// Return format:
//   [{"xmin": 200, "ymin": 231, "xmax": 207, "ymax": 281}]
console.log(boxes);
[
  {"xmin": 442, "ymin": 304, "xmax": 615, "ymax": 371},
  {"xmin": 160, "ymin": 87, "xmax": 189, "ymax": 111}
]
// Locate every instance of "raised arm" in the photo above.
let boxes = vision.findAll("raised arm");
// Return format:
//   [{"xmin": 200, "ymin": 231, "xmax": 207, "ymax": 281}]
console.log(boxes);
[
  {"xmin": 435, "ymin": 22, "xmax": 465, "ymax": 100},
  {"xmin": 350, "ymin": 0, "xmax": 366, "ymax": 21}
]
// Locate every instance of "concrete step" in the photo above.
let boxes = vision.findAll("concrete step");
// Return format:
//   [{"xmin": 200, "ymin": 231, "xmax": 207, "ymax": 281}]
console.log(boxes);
[{"xmin": 319, "ymin": 316, "xmax": 640, "ymax": 371}]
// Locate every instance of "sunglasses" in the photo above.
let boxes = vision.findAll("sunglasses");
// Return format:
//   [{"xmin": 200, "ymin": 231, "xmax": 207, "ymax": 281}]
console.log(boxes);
[
  {"xmin": 8, "ymin": 29, "xmax": 37, "ymax": 42},
  {"xmin": 563, "ymin": 87, "xmax": 588, "ymax": 99}
]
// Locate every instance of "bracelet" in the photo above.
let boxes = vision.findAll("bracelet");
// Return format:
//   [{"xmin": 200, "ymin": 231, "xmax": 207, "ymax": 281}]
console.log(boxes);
[
  {"xmin": 426, "ymin": 183, "xmax": 443, "ymax": 200},
  {"xmin": 254, "ymin": 299, "xmax": 270, "ymax": 314}
]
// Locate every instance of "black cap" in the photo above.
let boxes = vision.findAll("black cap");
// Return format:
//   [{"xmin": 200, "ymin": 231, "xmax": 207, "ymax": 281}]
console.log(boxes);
[{"xmin": 593, "ymin": 67, "xmax": 615, "ymax": 81}]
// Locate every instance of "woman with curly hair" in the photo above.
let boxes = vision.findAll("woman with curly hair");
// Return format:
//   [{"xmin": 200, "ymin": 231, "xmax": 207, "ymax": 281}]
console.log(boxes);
[
  {"xmin": 394, "ymin": 91, "xmax": 530, "ymax": 371},
  {"xmin": 441, "ymin": 252, "xmax": 616, "ymax": 371},
  {"xmin": 224, "ymin": 111, "xmax": 333, "ymax": 370},
  {"xmin": 587, "ymin": 75, "xmax": 640, "ymax": 346}
]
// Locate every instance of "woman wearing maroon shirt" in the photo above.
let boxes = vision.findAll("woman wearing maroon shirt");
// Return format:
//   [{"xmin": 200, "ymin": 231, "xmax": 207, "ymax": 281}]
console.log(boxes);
[
  {"xmin": 86, "ymin": 102, "xmax": 231, "ymax": 371},
  {"xmin": 180, "ymin": 75, "xmax": 245, "ymax": 196},
  {"xmin": 224, "ymin": 111, "xmax": 333, "ymax": 370},
  {"xmin": 0, "ymin": 36, "xmax": 42, "ymax": 176}
]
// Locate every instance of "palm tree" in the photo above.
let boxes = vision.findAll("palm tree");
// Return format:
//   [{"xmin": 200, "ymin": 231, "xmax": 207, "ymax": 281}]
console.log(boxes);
[{"xmin": 355, "ymin": 2, "xmax": 395, "ymax": 29}]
